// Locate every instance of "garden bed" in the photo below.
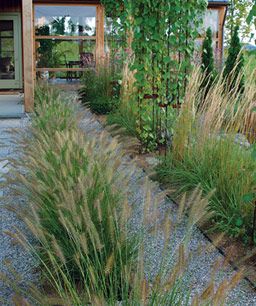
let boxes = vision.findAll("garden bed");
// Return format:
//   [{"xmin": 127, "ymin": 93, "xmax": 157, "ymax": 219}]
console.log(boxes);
[
  {"xmin": 88, "ymin": 107, "xmax": 256, "ymax": 291},
  {"xmin": 3, "ymin": 87, "xmax": 256, "ymax": 304}
]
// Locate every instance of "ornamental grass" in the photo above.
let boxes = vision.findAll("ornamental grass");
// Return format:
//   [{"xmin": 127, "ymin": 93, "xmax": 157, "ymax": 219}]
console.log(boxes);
[
  {"xmin": 1, "ymin": 85, "xmax": 243, "ymax": 305},
  {"xmin": 157, "ymin": 65, "xmax": 256, "ymax": 239}
]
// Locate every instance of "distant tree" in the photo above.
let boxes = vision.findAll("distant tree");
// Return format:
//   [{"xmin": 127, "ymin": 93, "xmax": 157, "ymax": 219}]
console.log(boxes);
[
  {"xmin": 224, "ymin": 26, "xmax": 244, "ymax": 90},
  {"xmin": 247, "ymin": 0, "xmax": 256, "ymax": 43},
  {"xmin": 225, "ymin": 0, "xmax": 254, "ymax": 43},
  {"xmin": 51, "ymin": 17, "xmax": 66, "ymax": 35},
  {"xmin": 201, "ymin": 28, "xmax": 216, "ymax": 90}
]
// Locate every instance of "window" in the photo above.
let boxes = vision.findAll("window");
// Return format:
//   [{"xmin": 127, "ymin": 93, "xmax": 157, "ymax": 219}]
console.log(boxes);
[
  {"xmin": 35, "ymin": 5, "xmax": 96, "ymax": 37},
  {"xmin": 34, "ymin": 5, "xmax": 99, "ymax": 80},
  {"xmin": 0, "ymin": 20, "xmax": 15, "ymax": 80},
  {"xmin": 203, "ymin": 9, "xmax": 219, "ymax": 40},
  {"xmin": 195, "ymin": 8, "xmax": 222, "ymax": 64}
]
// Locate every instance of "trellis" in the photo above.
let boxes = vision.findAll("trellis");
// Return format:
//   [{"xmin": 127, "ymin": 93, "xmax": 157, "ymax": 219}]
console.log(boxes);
[{"xmin": 102, "ymin": 0, "xmax": 207, "ymax": 150}]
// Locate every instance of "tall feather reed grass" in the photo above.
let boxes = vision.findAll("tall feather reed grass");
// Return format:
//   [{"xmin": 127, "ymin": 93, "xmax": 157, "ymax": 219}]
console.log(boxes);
[
  {"xmin": 107, "ymin": 56, "xmax": 138, "ymax": 138},
  {"xmin": 1, "ymin": 85, "xmax": 244, "ymax": 304},
  {"xmin": 157, "ymin": 65, "xmax": 256, "ymax": 239},
  {"xmin": 80, "ymin": 65, "xmax": 120, "ymax": 115}
]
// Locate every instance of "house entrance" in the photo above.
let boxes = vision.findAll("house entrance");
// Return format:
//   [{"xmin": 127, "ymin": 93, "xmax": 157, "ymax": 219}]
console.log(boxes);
[{"xmin": 0, "ymin": 14, "xmax": 22, "ymax": 89}]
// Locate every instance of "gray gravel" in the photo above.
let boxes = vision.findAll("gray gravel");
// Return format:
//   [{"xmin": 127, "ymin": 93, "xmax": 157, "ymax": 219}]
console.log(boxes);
[
  {"xmin": 79, "ymin": 107, "xmax": 256, "ymax": 306},
  {"xmin": 0, "ymin": 118, "xmax": 37, "ymax": 305}
]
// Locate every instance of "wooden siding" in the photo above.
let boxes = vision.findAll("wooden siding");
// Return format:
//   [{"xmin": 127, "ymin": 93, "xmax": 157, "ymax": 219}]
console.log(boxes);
[{"xmin": 0, "ymin": 0, "xmax": 21, "ymax": 12}]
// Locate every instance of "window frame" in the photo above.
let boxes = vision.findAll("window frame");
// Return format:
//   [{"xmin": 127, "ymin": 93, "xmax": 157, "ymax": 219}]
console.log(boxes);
[{"xmin": 33, "ymin": 2, "xmax": 104, "ymax": 73}]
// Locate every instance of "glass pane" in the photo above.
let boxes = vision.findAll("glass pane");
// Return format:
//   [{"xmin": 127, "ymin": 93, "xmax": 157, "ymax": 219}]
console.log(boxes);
[
  {"xmin": 202, "ymin": 10, "xmax": 219, "ymax": 39},
  {"xmin": 35, "ymin": 5, "xmax": 96, "ymax": 37},
  {"xmin": 36, "ymin": 39, "xmax": 96, "ymax": 69},
  {"xmin": 0, "ymin": 20, "xmax": 15, "ymax": 80}
]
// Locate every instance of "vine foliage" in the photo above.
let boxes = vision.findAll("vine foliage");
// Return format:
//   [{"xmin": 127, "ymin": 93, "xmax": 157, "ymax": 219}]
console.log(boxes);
[{"xmin": 101, "ymin": 0, "xmax": 207, "ymax": 150}]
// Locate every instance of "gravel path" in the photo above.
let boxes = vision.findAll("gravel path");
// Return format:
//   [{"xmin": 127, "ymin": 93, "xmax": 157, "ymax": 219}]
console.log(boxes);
[
  {"xmin": 79, "ymin": 108, "xmax": 256, "ymax": 306},
  {"xmin": 0, "ymin": 119, "xmax": 36, "ymax": 305}
]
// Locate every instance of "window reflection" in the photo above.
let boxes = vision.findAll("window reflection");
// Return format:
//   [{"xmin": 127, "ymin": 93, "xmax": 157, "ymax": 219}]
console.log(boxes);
[
  {"xmin": 0, "ymin": 20, "xmax": 15, "ymax": 80},
  {"xmin": 203, "ymin": 9, "xmax": 219, "ymax": 39},
  {"xmin": 35, "ymin": 5, "xmax": 96, "ymax": 36},
  {"xmin": 36, "ymin": 39, "xmax": 96, "ymax": 69}
]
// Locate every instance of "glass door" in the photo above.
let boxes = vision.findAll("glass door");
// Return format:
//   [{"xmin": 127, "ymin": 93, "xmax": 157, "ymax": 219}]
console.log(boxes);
[{"xmin": 0, "ymin": 14, "xmax": 22, "ymax": 89}]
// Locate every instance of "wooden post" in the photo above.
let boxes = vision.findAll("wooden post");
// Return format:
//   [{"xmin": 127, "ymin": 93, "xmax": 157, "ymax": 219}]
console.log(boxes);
[
  {"xmin": 218, "ymin": 6, "xmax": 226, "ymax": 64},
  {"xmin": 96, "ymin": 4, "xmax": 105, "ymax": 68},
  {"xmin": 22, "ymin": 0, "xmax": 34, "ymax": 112}
]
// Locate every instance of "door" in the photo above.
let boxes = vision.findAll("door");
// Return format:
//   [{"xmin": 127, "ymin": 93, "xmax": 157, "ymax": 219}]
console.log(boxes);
[{"xmin": 0, "ymin": 14, "xmax": 22, "ymax": 89}]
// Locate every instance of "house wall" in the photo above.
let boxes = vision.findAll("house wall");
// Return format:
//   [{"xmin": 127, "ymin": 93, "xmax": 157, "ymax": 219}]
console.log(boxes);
[
  {"xmin": 207, "ymin": 5, "xmax": 227, "ymax": 63},
  {"xmin": 1, "ymin": 1, "xmax": 227, "ymax": 112}
]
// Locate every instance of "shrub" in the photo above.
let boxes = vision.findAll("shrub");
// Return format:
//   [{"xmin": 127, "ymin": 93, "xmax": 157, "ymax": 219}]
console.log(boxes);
[
  {"xmin": 224, "ymin": 26, "xmax": 245, "ymax": 91},
  {"xmin": 201, "ymin": 27, "xmax": 216, "ymax": 91},
  {"xmin": 80, "ymin": 67, "xmax": 120, "ymax": 114}
]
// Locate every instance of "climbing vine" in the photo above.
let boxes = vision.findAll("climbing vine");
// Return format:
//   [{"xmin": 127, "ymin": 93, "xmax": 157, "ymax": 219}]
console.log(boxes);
[{"xmin": 101, "ymin": 0, "xmax": 207, "ymax": 150}]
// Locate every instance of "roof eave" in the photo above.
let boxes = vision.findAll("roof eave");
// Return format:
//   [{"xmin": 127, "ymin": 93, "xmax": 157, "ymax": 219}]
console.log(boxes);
[{"xmin": 208, "ymin": 1, "xmax": 229, "ymax": 6}]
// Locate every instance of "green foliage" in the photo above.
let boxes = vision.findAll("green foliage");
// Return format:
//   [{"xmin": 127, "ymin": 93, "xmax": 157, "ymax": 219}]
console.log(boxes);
[
  {"xmin": 243, "ymin": 108, "xmax": 256, "ymax": 244},
  {"xmin": 224, "ymin": 26, "xmax": 245, "ymax": 90},
  {"xmin": 244, "ymin": 50, "xmax": 256, "ymax": 78},
  {"xmin": 156, "ymin": 66, "xmax": 256, "ymax": 241},
  {"xmin": 202, "ymin": 28, "xmax": 215, "ymax": 76},
  {"xmin": 225, "ymin": 0, "xmax": 254, "ymax": 43},
  {"xmin": 247, "ymin": 0, "xmax": 256, "ymax": 31},
  {"xmin": 201, "ymin": 27, "xmax": 216, "ymax": 89},
  {"xmin": 247, "ymin": 0, "xmax": 256, "ymax": 43},
  {"xmin": 80, "ymin": 68, "xmax": 120, "ymax": 114},
  {"xmin": 3, "ymin": 85, "xmax": 243, "ymax": 305},
  {"xmin": 157, "ymin": 137, "xmax": 256, "ymax": 239},
  {"xmin": 34, "ymin": 83, "xmax": 77, "ymax": 134},
  {"xmin": 127, "ymin": 0, "xmax": 207, "ymax": 102},
  {"xmin": 101, "ymin": 0, "xmax": 207, "ymax": 151},
  {"xmin": 107, "ymin": 100, "xmax": 138, "ymax": 137},
  {"xmin": 101, "ymin": 0, "xmax": 124, "ymax": 19},
  {"xmin": 16, "ymin": 86, "xmax": 138, "ymax": 302},
  {"xmin": 247, "ymin": 0, "xmax": 256, "ymax": 23}
]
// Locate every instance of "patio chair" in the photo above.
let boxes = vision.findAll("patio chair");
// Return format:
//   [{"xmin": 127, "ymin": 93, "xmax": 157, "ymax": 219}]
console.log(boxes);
[
  {"xmin": 0, "ymin": 57, "xmax": 14, "ymax": 78},
  {"xmin": 80, "ymin": 52, "xmax": 95, "ymax": 69}
]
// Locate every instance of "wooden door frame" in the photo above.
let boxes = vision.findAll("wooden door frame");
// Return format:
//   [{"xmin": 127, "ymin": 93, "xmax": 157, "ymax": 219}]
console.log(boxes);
[{"xmin": 0, "ymin": 13, "xmax": 23, "ymax": 89}]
